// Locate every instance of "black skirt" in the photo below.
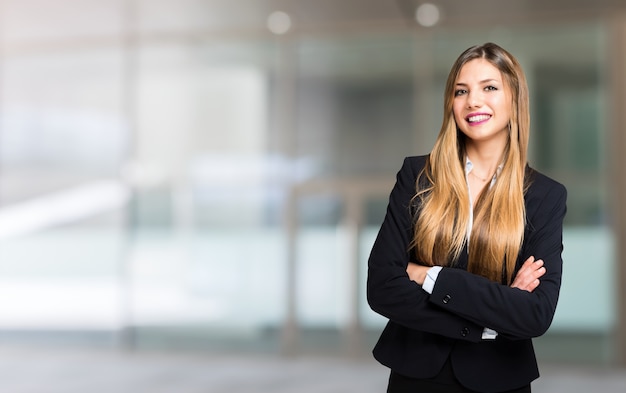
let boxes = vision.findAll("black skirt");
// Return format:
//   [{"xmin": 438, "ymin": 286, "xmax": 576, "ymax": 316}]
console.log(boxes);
[{"xmin": 387, "ymin": 357, "xmax": 531, "ymax": 393}]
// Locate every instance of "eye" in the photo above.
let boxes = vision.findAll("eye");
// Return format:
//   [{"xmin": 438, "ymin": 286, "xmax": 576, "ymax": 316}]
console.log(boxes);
[
  {"xmin": 485, "ymin": 85, "xmax": 498, "ymax": 91},
  {"xmin": 454, "ymin": 89, "xmax": 467, "ymax": 97}
]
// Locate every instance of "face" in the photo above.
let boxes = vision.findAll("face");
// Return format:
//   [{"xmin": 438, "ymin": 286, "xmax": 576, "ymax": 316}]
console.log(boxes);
[{"xmin": 452, "ymin": 58, "xmax": 512, "ymax": 149}]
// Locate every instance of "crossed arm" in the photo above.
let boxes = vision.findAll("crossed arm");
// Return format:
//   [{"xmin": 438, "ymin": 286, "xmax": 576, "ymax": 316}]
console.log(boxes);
[
  {"xmin": 367, "ymin": 157, "xmax": 567, "ymax": 342},
  {"xmin": 406, "ymin": 256, "xmax": 546, "ymax": 293}
]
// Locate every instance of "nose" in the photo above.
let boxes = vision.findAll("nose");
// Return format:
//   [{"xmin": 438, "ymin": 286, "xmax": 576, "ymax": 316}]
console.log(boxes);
[{"xmin": 466, "ymin": 91, "xmax": 482, "ymax": 108}]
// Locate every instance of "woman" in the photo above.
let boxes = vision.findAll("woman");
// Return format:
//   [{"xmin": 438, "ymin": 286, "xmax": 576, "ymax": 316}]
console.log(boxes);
[{"xmin": 367, "ymin": 43, "xmax": 567, "ymax": 393}]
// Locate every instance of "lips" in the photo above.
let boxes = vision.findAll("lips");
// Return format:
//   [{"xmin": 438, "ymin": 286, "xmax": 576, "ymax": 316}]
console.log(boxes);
[{"xmin": 466, "ymin": 113, "xmax": 491, "ymax": 124}]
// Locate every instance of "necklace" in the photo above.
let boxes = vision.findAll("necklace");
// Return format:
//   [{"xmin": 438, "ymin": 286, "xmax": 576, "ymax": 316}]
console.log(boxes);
[{"xmin": 470, "ymin": 170, "xmax": 491, "ymax": 182}]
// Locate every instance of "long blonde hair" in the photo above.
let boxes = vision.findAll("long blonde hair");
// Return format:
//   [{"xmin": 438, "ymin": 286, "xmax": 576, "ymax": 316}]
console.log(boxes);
[{"xmin": 411, "ymin": 43, "xmax": 530, "ymax": 284}]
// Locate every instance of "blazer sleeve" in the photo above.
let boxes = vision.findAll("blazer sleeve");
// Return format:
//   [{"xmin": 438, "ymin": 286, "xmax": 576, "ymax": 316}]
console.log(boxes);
[
  {"xmin": 428, "ymin": 175, "xmax": 567, "ymax": 340},
  {"xmin": 367, "ymin": 157, "xmax": 484, "ymax": 343}
]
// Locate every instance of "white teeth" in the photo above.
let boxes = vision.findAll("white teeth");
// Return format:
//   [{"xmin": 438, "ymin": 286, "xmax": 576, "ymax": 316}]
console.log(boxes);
[{"xmin": 468, "ymin": 114, "xmax": 490, "ymax": 123}]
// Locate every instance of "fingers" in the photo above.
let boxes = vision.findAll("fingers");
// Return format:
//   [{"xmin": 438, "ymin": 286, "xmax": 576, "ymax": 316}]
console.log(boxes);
[
  {"xmin": 511, "ymin": 257, "xmax": 546, "ymax": 292},
  {"xmin": 521, "ymin": 255, "xmax": 536, "ymax": 269}
]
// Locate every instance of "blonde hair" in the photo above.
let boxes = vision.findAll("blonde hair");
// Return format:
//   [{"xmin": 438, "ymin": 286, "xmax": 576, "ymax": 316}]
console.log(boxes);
[{"xmin": 411, "ymin": 43, "xmax": 530, "ymax": 283}]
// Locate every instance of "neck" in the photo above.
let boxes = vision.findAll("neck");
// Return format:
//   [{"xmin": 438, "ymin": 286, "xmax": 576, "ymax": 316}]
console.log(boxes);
[{"xmin": 465, "ymin": 140, "xmax": 506, "ymax": 176}]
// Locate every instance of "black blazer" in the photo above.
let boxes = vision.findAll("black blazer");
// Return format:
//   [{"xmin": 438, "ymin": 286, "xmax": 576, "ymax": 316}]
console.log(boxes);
[{"xmin": 367, "ymin": 155, "xmax": 567, "ymax": 393}]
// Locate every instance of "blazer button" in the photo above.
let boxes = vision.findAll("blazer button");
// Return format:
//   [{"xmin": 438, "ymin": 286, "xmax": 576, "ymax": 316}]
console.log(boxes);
[
  {"xmin": 443, "ymin": 294, "xmax": 451, "ymax": 304},
  {"xmin": 461, "ymin": 327, "xmax": 470, "ymax": 337}
]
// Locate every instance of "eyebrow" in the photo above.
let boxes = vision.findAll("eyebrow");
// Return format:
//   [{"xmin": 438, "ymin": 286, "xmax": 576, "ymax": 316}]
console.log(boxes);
[{"xmin": 456, "ymin": 78, "xmax": 500, "ymax": 86}]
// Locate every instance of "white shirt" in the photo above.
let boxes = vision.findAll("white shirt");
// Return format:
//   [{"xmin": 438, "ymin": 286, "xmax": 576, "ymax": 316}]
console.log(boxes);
[
  {"xmin": 465, "ymin": 157, "xmax": 501, "ymax": 241},
  {"xmin": 421, "ymin": 157, "xmax": 502, "ymax": 340}
]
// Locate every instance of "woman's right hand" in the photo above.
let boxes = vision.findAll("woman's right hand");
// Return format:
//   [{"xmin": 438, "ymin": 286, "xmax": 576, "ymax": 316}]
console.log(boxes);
[{"xmin": 510, "ymin": 256, "xmax": 546, "ymax": 292}]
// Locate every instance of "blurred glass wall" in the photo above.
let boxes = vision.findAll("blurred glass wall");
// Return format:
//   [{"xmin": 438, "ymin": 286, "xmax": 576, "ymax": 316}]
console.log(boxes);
[{"xmin": 0, "ymin": 0, "xmax": 620, "ymax": 365}]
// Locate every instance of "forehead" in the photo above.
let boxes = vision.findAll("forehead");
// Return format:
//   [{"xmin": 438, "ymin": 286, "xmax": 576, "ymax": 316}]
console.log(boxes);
[{"xmin": 456, "ymin": 58, "xmax": 502, "ymax": 83}]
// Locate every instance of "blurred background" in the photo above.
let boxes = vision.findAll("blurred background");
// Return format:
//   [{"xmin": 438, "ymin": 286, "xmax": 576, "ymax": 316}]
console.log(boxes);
[{"xmin": 0, "ymin": 0, "xmax": 625, "ymax": 391}]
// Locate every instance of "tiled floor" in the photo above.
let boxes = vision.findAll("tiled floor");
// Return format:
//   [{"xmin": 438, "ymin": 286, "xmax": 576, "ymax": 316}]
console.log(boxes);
[{"xmin": 0, "ymin": 347, "xmax": 624, "ymax": 393}]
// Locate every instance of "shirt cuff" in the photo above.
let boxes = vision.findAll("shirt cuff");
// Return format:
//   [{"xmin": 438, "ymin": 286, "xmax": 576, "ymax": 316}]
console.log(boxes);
[
  {"xmin": 482, "ymin": 327, "xmax": 498, "ymax": 340},
  {"xmin": 421, "ymin": 266, "xmax": 443, "ymax": 294}
]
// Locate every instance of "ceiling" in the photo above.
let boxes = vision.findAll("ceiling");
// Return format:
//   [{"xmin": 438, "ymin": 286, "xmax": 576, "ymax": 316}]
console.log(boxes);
[{"xmin": 203, "ymin": 0, "xmax": 626, "ymax": 33}]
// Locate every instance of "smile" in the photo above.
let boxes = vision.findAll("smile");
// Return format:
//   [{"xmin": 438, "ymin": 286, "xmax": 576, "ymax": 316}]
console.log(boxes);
[{"xmin": 466, "ymin": 114, "xmax": 491, "ymax": 124}]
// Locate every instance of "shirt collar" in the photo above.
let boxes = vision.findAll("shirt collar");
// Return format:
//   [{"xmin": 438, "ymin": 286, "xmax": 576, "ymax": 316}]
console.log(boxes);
[{"xmin": 465, "ymin": 156, "xmax": 503, "ymax": 181}]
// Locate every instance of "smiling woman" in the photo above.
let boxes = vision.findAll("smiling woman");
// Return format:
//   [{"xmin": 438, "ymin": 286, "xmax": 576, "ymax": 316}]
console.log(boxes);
[{"xmin": 367, "ymin": 43, "xmax": 567, "ymax": 392}]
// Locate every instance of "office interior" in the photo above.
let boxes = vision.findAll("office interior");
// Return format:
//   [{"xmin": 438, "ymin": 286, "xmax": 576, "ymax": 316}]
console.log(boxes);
[{"xmin": 0, "ymin": 0, "xmax": 625, "ymax": 372}]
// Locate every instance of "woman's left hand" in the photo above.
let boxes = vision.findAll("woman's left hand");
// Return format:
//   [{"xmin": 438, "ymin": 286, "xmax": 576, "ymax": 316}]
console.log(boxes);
[{"xmin": 510, "ymin": 256, "xmax": 546, "ymax": 292}]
